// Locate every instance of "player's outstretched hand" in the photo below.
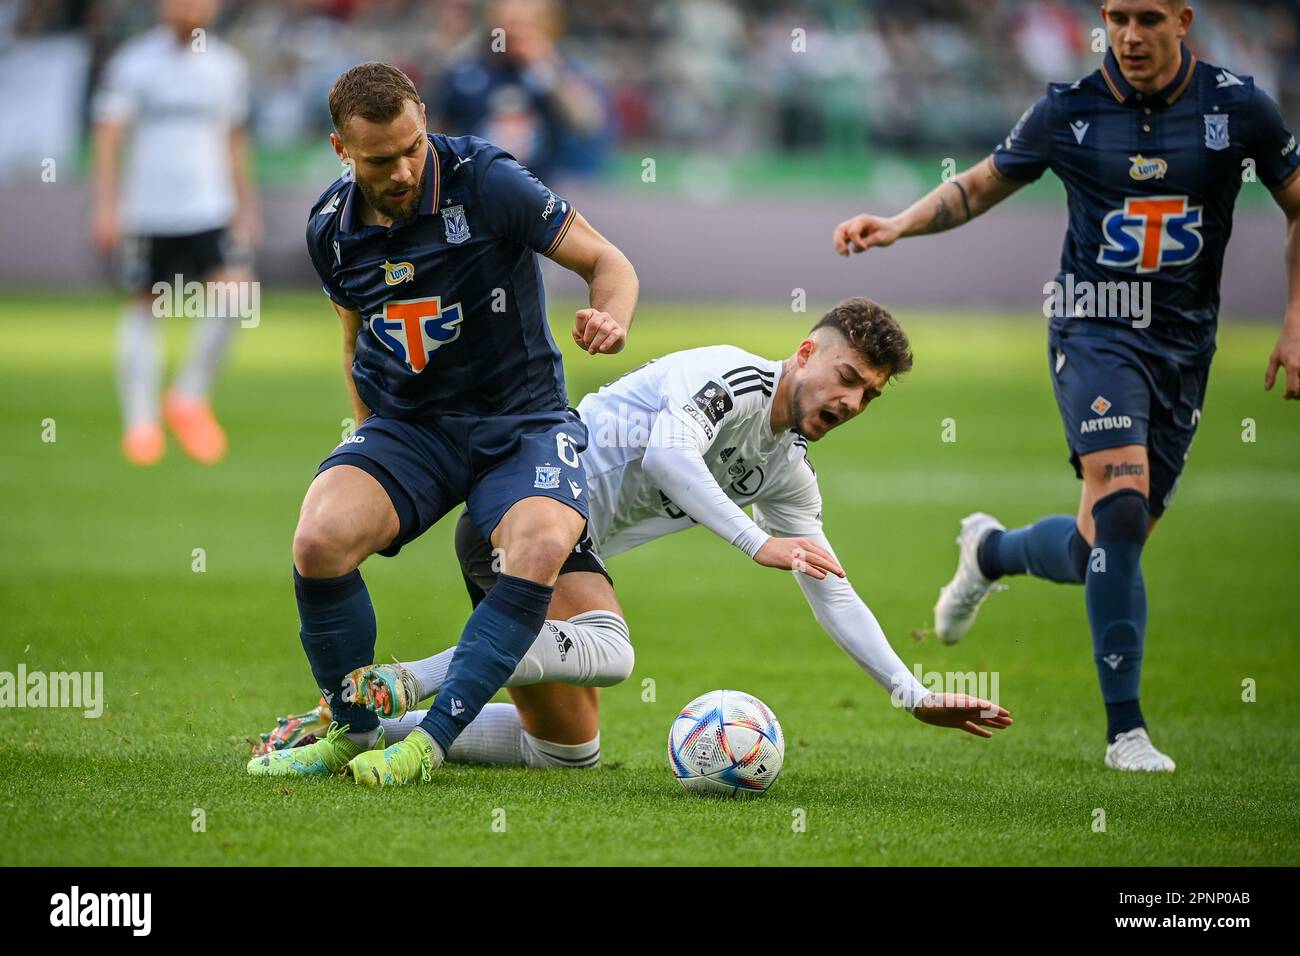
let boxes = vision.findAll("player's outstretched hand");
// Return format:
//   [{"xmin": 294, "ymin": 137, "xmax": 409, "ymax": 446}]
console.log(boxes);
[
  {"xmin": 833, "ymin": 213, "xmax": 902, "ymax": 257},
  {"xmin": 754, "ymin": 536, "xmax": 845, "ymax": 580},
  {"xmin": 1264, "ymin": 322, "xmax": 1300, "ymax": 400},
  {"xmin": 912, "ymin": 693, "xmax": 1013, "ymax": 738},
  {"xmin": 573, "ymin": 308, "xmax": 626, "ymax": 355}
]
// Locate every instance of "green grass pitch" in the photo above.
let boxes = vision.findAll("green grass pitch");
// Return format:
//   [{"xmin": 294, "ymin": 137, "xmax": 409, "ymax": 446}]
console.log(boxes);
[{"xmin": 1, "ymin": 291, "xmax": 1297, "ymax": 866}]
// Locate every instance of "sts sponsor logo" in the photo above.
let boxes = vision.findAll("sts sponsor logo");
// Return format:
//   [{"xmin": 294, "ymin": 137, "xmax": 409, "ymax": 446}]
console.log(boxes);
[
  {"xmin": 369, "ymin": 296, "xmax": 464, "ymax": 372},
  {"xmin": 1097, "ymin": 195, "xmax": 1203, "ymax": 273}
]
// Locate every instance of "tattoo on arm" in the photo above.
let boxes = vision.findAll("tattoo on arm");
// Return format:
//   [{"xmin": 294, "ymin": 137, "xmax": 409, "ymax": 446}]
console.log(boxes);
[
  {"xmin": 951, "ymin": 180, "xmax": 972, "ymax": 222},
  {"xmin": 926, "ymin": 195, "xmax": 955, "ymax": 233},
  {"xmin": 1102, "ymin": 462, "xmax": 1145, "ymax": 481}
]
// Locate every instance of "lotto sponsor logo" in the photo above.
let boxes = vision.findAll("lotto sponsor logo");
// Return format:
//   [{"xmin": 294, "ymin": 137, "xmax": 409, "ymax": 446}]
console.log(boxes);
[
  {"xmin": 381, "ymin": 260, "xmax": 415, "ymax": 285},
  {"xmin": 1098, "ymin": 196, "xmax": 1203, "ymax": 274},
  {"xmin": 1128, "ymin": 154, "xmax": 1168, "ymax": 181}
]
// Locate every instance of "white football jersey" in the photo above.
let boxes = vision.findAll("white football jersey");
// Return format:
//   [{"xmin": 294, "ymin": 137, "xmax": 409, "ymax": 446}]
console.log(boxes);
[
  {"xmin": 578, "ymin": 345, "xmax": 822, "ymax": 557},
  {"xmin": 92, "ymin": 27, "xmax": 250, "ymax": 235}
]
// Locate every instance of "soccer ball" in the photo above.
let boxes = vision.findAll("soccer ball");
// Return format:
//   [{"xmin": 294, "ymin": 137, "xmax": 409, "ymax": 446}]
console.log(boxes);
[{"xmin": 668, "ymin": 689, "xmax": 784, "ymax": 798}]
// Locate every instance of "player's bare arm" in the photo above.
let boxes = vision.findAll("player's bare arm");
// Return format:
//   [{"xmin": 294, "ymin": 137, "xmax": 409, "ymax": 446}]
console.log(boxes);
[
  {"xmin": 332, "ymin": 301, "xmax": 370, "ymax": 425},
  {"xmin": 832, "ymin": 157, "xmax": 1026, "ymax": 256},
  {"xmin": 227, "ymin": 125, "xmax": 261, "ymax": 248},
  {"xmin": 546, "ymin": 211, "xmax": 638, "ymax": 355},
  {"xmin": 1266, "ymin": 170, "xmax": 1300, "ymax": 400},
  {"xmin": 90, "ymin": 119, "xmax": 126, "ymax": 255}
]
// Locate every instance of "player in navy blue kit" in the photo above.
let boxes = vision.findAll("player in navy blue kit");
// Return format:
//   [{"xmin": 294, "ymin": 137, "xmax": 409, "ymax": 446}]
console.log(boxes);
[
  {"xmin": 833, "ymin": 0, "xmax": 1300, "ymax": 772},
  {"xmin": 248, "ymin": 62, "xmax": 638, "ymax": 785}
]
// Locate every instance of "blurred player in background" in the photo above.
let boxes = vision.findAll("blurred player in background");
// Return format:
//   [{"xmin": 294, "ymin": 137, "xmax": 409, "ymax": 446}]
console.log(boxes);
[
  {"xmin": 259, "ymin": 300, "xmax": 1011, "ymax": 768},
  {"xmin": 431, "ymin": 0, "xmax": 612, "ymax": 181},
  {"xmin": 833, "ymin": 0, "xmax": 1300, "ymax": 771},
  {"xmin": 91, "ymin": 0, "xmax": 258, "ymax": 466}
]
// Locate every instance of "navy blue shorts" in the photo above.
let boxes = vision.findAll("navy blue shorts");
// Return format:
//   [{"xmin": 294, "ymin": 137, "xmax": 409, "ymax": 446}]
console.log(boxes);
[
  {"xmin": 1048, "ymin": 330, "xmax": 1210, "ymax": 517},
  {"xmin": 317, "ymin": 409, "xmax": 589, "ymax": 556}
]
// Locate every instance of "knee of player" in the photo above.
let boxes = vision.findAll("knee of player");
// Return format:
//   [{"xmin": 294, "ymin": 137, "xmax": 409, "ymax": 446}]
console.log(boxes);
[
  {"xmin": 509, "ymin": 532, "xmax": 579, "ymax": 581},
  {"xmin": 292, "ymin": 521, "xmax": 355, "ymax": 578},
  {"xmin": 1091, "ymin": 489, "xmax": 1150, "ymax": 546}
]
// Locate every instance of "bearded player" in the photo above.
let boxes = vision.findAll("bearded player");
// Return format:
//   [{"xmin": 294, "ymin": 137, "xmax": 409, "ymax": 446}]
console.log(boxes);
[
  {"xmin": 247, "ymin": 62, "xmax": 638, "ymax": 786},
  {"xmin": 832, "ymin": 0, "xmax": 1300, "ymax": 771},
  {"xmin": 254, "ymin": 300, "xmax": 1012, "ymax": 768}
]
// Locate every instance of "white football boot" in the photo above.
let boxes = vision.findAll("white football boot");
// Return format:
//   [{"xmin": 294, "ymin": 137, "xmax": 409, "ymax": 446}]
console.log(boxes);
[
  {"xmin": 1104, "ymin": 727, "xmax": 1176, "ymax": 772},
  {"xmin": 933, "ymin": 512, "xmax": 1007, "ymax": 645}
]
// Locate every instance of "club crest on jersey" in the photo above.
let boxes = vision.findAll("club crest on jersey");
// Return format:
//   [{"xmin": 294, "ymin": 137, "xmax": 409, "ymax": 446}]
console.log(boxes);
[
  {"xmin": 381, "ymin": 260, "xmax": 414, "ymax": 285},
  {"xmin": 441, "ymin": 204, "xmax": 470, "ymax": 244},
  {"xmin": 1128, "ymin": 154, "xmax": 1167, "ymax": 181},
  {"xmin": 1204, "ymin": 113, "xmax": 1230, "ymax": 151},
  {"xmin": 1097, "ymin": 195, "xmax": 1203, "ymax": 273},
  {"xmin": 534, "ymin": 465, "xmax": 560, "ymax": 490},
  {"xmin": 368, "ymin": 295, "xmax": 464, "ymax": 373}
]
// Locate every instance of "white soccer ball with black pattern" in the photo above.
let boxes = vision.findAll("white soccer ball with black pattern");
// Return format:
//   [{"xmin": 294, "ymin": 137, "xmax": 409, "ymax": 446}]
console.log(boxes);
[{"xmin": 668, "ymin": 689, "xmax": 784, "ymax": 797}]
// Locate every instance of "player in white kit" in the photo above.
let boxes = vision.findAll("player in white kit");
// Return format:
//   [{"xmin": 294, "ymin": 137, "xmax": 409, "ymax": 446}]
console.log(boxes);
[
  {"xmin": 252, "ymin": 299, "xmax": 1012, "ymax": 767},
  {"xmin": 91, "ymin": 0, "xmax": 258, "ymax": 466}
]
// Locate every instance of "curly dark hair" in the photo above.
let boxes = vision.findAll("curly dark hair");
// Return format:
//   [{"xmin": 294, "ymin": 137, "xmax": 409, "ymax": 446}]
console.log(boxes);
[
  {"xmin": 328, "ymin": 62, "xmax": 422, "ymax": 134},
  {"xmin": 810, "ymin": 297, "xmax": 913, "ymax": 381}
]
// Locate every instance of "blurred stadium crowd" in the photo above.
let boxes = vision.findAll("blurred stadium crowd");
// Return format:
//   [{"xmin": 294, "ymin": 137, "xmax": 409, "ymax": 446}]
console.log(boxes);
[{"xmin": 3, "ymin": 0, "xmax": 1298, "ymax": 181}]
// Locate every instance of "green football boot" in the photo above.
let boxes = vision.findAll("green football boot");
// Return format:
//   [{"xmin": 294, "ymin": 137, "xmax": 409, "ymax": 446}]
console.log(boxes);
[
  {"xmin": 341, "ymin": 662, "xmax": 421, "ymax": 719},
  {"xmin": 248, "ymin": 698, "xmax": 332, "ymax": 758},
  {"xmin": 246, "ymin": 721, "xmax": 384, "ymax": 778},
  {"xmin": 346, "ymin": 731, "xmax": 442, "ymax": 786}
]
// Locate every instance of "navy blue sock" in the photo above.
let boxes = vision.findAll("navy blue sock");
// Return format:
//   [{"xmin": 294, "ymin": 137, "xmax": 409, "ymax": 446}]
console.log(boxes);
[
  {"xmin": 294, "ymin": 567, "xmax": 378, "ymax": 734},
  {"xmin": 978, "ymin": 515, "xmax": 1089, "ymax": 584},
  {"xmin": 418, "ymin": 573, "xmax": 553, "ymax": 753},
  {"xmin": 1085, "ymin": 490, "xmax": 1149, "ymax": 742}
]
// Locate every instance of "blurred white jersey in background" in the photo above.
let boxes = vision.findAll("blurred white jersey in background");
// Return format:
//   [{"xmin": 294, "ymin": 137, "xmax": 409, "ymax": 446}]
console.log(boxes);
[{"xmin": 92, "ymin": 26, "xmax": 249, "ymax": 236}]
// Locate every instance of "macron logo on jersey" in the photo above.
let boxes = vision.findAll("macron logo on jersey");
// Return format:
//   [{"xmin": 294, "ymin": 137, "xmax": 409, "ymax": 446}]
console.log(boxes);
[
  {"xmin": 369, "ymin": 295, "xmax": 464, "ymax": 373},
  {"xmin": 1098, "ymin": 196, "xmax": 1204, "ymax": 273}
]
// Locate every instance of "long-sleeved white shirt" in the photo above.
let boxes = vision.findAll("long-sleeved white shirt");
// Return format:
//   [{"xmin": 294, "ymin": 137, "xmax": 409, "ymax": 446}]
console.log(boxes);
[{"xmin": 576, "ymin": 345, "xmax": 929, "ymax": 710}]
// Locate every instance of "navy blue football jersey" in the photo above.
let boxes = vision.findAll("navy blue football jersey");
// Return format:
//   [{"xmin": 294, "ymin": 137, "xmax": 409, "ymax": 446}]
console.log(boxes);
[
  {"xmin": 306, "ymin": 134, "xmax": 578, "ymax": 419},
  {"xmin": 993, "ymin": 45, "xmax": 1300, "ymax": 365}
]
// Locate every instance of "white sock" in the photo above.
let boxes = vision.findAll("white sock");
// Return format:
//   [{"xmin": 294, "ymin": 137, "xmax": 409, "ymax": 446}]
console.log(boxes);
[
  {"xmin": 404, "ymin": 610, "xmax": 633, "ymax": 702},
  {"xmin": 382, "ymin": 703, "xmax": 599, "ymax": 768},
  {"xmin": 116, "ymin": 300, "xmax": 162, "ymax": 428},
  {"xmin": 172, "ymin": 298, "xmax": 236, "ymax": 399}
]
